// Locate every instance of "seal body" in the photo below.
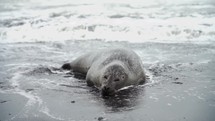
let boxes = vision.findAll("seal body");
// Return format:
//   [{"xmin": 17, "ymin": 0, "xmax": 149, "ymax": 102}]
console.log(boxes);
[{"xmin": 62, "ymin": 48, "xmax": 146, "ymax": 96}]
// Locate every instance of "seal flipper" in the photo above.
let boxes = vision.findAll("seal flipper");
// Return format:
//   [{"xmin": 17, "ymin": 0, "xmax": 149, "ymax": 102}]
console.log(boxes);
[
  {"xmin": 62, "ymin": 63, "xmax": 87, "ymax": 79},
  {"xmin": 62, "ymin": 63, "xmax": 72, "ymax": 70},
  {"xmin": 86, "ymin": 79, "xmax": 94, "ymax": 87},
  {"xmin": 138, "ymin": 77, "xmax": 146, "ymax": 85}
]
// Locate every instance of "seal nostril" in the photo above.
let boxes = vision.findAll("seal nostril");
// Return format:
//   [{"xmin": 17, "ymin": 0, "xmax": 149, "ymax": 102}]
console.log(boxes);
[
  {"xmin": 101, "ymin": 87, "xmax": 115, "ymax": 97},
  {"xmin": 102, "ymin": 87, "xmax": 111, "ymax": 96},
  {"xmin": 103, "ymin": 86, "xmax": 110, "ymax": 90}
]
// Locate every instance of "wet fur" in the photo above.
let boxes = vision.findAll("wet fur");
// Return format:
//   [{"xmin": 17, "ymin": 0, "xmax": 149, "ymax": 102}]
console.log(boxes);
[{"xmin": 62, "ymin": 48, "xmax": 146, "ymax": 91}]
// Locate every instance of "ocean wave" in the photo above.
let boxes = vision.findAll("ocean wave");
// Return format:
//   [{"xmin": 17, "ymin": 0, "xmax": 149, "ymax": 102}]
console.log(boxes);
[{"xmin": 0, "ymin": 2, "xmax": 215, "ymax": 43}]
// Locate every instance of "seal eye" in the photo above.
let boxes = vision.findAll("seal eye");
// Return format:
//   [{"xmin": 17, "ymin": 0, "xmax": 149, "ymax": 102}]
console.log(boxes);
[
  {"xmin": 104, "ymin": 75, "xmax": 108, "ymax": 79},
  {"xmin": 114, "ymin": 79, "xmax": 120, "ymax": 82},
  {"xmin": 121, "ymin": 75, "xmax": 125, "ymax": 80}
]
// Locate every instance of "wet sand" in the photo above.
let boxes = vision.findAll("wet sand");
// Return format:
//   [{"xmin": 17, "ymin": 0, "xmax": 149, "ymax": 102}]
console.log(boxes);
[{"xmin": 0, "ymin": 40, "xmax": 215, "ymax": 121}]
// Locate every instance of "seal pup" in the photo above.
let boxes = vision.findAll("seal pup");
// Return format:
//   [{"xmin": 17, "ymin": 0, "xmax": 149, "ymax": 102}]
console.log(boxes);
[{"xmin": 62, "ymin": 48, "xmax": 146, "ymax": 96}]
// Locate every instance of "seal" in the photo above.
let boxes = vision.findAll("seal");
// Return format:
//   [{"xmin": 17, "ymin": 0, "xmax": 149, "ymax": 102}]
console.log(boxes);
[{"xmin": 62, "ymin": 48, "xmax": 146, "ymax": 96}]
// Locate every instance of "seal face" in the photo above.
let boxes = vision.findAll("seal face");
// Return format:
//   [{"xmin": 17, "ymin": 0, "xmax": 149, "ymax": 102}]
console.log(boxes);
[
  {"xmin": 100, "ymin": 64, "xmax": 128, "ymax": 96},
  {"xmin": 62, "ymin": 48, "xmax": 146, "ymax": 96}
]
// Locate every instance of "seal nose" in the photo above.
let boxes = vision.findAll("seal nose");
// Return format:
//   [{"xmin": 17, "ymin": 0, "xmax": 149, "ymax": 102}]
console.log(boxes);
[
  {"xmin": 101, "ymin": 86, "xmax": 115, "ymax": 96},
  {"xmin": 103, "ymin": 86, "xmax": 110, "ymax": 91}
]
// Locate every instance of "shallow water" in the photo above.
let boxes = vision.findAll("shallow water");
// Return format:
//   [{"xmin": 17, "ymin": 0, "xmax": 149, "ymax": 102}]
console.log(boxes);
[
  {"xmin": 0, "ymin": 0, "xmax": 215, "ymax": 121},
  {"xmin": 0, "ymin": 41, "xmax": 215, "ymax": 121}
]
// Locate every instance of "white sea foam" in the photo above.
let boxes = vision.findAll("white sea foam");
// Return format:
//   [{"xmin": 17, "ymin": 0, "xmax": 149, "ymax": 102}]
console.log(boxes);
[
  {"xmin": 40, "ymin": 106, "xmax": 65, "ymax": 121},
  {"xmin": 10, "ymin": 72, "xmax": 42, "ymax": 101},
  {"xmin": 7, "ymin": 68, "xmax": 44, "ymax": 115},
  {"xmin": 0, "ymin": 0, "xmax": 214, "ymax": 44}
]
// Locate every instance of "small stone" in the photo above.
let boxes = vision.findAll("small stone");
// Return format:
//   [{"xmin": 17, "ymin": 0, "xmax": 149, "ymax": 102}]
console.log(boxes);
[
  {"xmin": 26, "ymin": 89, "xmax": 34, "ymax": 92},
  {"xmin": 172, "ymin": 82, "xmax": 183, "ymax": 84},
  {"xmin": 0, "ymin": 101, "xmax": 7, "ymax": 103},
  {"xmin": 98, "ymin": 117, "xmax": 104, "ymax": 121},
  {"xmin": 71, "ymin": 101, "xmax": 75, "ymax": 103}
]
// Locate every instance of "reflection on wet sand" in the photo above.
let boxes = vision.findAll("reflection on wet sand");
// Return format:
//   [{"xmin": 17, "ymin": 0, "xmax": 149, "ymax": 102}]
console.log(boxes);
[
  {"xmin": 89, "ymin": 86, "xmax": 145, "ymax": 112},
  {"xmin": 0, "ymin": 40, "xmax": 215, "ymax": 121}
]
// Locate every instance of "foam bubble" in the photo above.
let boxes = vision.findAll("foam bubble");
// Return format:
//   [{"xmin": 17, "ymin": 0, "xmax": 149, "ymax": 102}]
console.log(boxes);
[
  {"xmin": 40, "ymin": 106, "xmax": 64, "ymax": 121},
  {"xmin": 0, "ymin": 1, "xmax": 214, "ymax": 44}
]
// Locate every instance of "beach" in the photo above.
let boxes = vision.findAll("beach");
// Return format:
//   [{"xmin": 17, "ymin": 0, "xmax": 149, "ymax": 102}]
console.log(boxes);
[{"xmin": 0, "ymin": 0, "xmax": 215, "ymax": 121}]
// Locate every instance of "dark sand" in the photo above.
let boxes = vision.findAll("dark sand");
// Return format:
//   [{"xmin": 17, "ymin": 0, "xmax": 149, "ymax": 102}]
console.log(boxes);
[{"xmin": 0, "ymin": 40, "xmax": 215, "ymax": 121}]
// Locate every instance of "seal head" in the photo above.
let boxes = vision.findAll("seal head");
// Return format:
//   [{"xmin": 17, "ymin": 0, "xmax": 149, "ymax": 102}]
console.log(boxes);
[{"xmin": 100, "ymin": 63, "xmax": 128, "ymax": 96}]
